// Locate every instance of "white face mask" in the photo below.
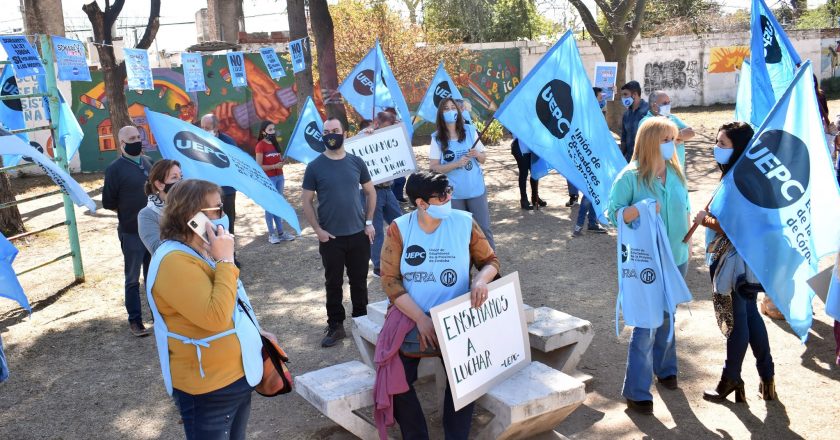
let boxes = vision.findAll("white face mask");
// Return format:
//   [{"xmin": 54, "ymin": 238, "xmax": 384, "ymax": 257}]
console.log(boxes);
[
  {"xmin": 425, "ymin": 200, "xmax": 452, "ymax": 220},
  {"xmin": 658, "ymin": 104, "xmax": 671, "ymax": 117}
]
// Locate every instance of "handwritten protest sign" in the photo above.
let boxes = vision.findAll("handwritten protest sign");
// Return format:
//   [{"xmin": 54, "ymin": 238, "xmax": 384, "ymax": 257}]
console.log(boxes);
[
  {"xmin": 430, "ymin": 272, "xmax": 529, "ymax": 411},
  {"xmin": 343, "ymin": 122, "xmax": 416, "ymax": 185}
]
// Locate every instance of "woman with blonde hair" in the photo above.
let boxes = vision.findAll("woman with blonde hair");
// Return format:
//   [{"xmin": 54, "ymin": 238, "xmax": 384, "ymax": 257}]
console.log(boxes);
[{"xmin": 607, "ymin": 117, "xmax": 691, "ymax": 414}]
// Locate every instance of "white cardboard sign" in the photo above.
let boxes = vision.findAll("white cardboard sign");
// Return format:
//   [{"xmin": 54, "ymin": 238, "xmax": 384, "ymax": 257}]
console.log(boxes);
[
  {"xmin": 429, "ymin": 272, "xmax": 530, "ymax": 411},
  {"xmin": 343, "ymin": 122, "xmax": 417, "ymax": 185}
]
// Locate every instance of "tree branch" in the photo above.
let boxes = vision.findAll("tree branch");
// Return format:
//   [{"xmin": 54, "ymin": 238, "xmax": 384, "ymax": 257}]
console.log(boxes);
[
  {"xmin": 135, "ymin": 0, "xmax": 161, "ymax": 49},
  {"xmin": 569, "ymin": 0, "xmax": 613, "ymax": 56},
  {"xmin": 104, "ymin": 0, "xmax": 126, "ymax": 43},
  {"xmin": 625, "ymin": 0, "xmax": 646, "ymax": 42},
  {"xmin": 82, "ymin": 2, "xmax": 106, "ymax": 43}
]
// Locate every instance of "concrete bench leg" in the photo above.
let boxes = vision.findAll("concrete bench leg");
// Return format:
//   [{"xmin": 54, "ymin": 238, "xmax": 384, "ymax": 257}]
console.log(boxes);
[
  {"xmin": 529, "ymin": 307, "xmax": 594, "ymax": 384},
  {"xmin": 352, "ymin": 317, "xmax": 380, "ymax": 369}
]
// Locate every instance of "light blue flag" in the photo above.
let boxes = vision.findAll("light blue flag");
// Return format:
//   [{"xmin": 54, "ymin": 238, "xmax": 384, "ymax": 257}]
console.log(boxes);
[
  {"xmin": 0, "ymin": 134, "xmax": 96, "ymax": 212},
  {"xmin": 1, "ymin": 64, "xmax": 29, "ymax": 166},
  {"xmin": 124, "ymin": 48, "xmax": 153, "ymax": 90},
  {"xmin": 57, "ymin": 90, "xmax": 83, "ymax": 161},
  {"xmin": 0, "ymin": 35, "xmax": 44, "ymax": 78},
  {"xmin": 289, "ymin": 39, "xmax": 306, "ymax": 74},
  {"xmin": 338, "ymin": 41, "xmax": 394, "ymax": 120},
  {"xmin": 494, "ymin": 31, "xmax": 627, "ymax": 222},
  {"xmin": 52, "ymin": 36, "xmax": 91, "ymax": 82},
  {"xmin": 259, "ymin": 48, "xmax": 286, "ymax": 79},
  {"xmin": 710, "ymin": 61, "xmax": 840, "ymax": 341},
  {"xmin": 181, "ymin": 52, "xmax": 206, "ymax": 92},
  {"xmin": 145, "ymin": 109, "xmax": 301, "ymax": 233},
  {"xmin": 734, "ymin": 59, "xmax": 752, "ymax": 124},
  {"xmin": 0, "ymin": 231, "xmax": 28, "ymax": 313},
  {"xmin": 417, "ymin": 62, "xmax": 463, "ymax": 123},
  {"xmin": 826, "ymin": 255, "xmax": 840, "ymax": 322},
  {"xmin": 750, "ymin": 0, "xmax": 801, "ymax": 127},
  {"xmin": 284, "ymin": 96, "xmax": 324, "ymax": 164},
  {"xmin": 226, "ymin": 52, "xmax": 248, "ymax": 88},
  {"xmin": 377, "ymin": 42, "xmax": 414, "ymax": 139}
]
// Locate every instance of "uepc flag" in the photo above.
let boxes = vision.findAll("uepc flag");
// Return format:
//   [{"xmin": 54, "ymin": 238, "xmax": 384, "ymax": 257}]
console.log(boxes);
[
  {"xmin": 710, "ymin": 61, "xmax": 840, "ymax": 341},
  {"xmin": 145, "ymin": 109, "xmax": 301, "ymax": 233},
  {"xmin": 226, "ymin": 51, "xmax": 248, "ymax": 88},
  {"xmin": 181, "ymin": 52, "xmax": 206, "ymax": 92},
  {"xmin": 734, "ymin": 59, "xmax": 752, "ymax": 124},
  {"xmin": 517, "ymin": 139, "xmax": 552, "ymax": 180},
  {"xmin": 289, "ymin": 39, "xmax": 306, "ymax": 74},
  {"xmin": 0, "ymin": 134, "xmax": 96, "ymax": 212},
  {"xmin": 52, "ymin": 36, "xmax": 91, "ymax": 82},
  {"xmin": 749, "ymin": 0, "xmax": 801, "ymax": 127},
  {"xmin": 124, "ymin": 48, "xmax": 153, "ymax": 90},
  {"xmin": 494, "ymin": 31, "xmax": 626, "ymax": 222},
  {"xmin": 0, "ymin": 64, "xmax": 29, "ymax": 146},
  {"xmin": 417, "ymin": 62, "xmax": 462, "ymax": 123},
  {"xmin": 339, "ymin": 41, "xmax": 393, "ymax": 120},
  {"xmin": 0, "ymin": 35, "xmax": 44, "ymax": 78},
  {"xmin": 378, "ymin": 42, "xmax": 414, "ymax": 139},
  {"xmin": 259, "ymin": 48, "xmax": 286, "ymax": 79},
  {"xmin": 0, "ymin": 232, "xmax": 28, "ymax": 313},
  {"xmin": 284, "ymin": 96, "xmax": 324, "ymax": 164}
]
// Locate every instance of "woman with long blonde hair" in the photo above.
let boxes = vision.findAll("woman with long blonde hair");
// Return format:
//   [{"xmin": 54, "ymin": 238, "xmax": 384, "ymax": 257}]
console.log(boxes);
[{"xmin": 607, "ymin": 117, "xmax": 691, "ymax": 414}]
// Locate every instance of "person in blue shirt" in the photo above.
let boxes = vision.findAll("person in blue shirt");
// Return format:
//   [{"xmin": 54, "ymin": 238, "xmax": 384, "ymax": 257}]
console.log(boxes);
[
  {"xmin": 620, "ymin": 81, "xmax": 650, "ymax": 162},
  {"xmin": 640, "ymin": 90, "xmax": 695, "ymax": 170},
  {"xmin": 608, "ymin": 117, "xmax": 690, "ymax": 415}
]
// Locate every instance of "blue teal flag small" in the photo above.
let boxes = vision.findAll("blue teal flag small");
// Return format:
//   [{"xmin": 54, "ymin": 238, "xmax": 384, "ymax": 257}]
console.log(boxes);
[
  {"xmin": 339, "ymin": 41, "xmax": 394, "ymax": 120},
  {"xmin": 124, "ymin": 48, "xmax": 153, "ymax": 91},
  {"xmin": 710, "ymin": 61, "xmax": 840, "ymax": 341},
  {"xmin": 145, "ymin": 109, "xmax": 301, "ymax": 233},
  {"xmin": 284, "ymin": 96, "xmax": 324, "ymax": 164},
  {"xmin": 57, "ymin": 90, "xmax": 83, "ymax": 161},
  {"xmin": 734, "ymin": 59, "xmax": 752, "ymax": 124},
  {"xmin": 1, "ymin": 64, "xmax": 29, "ymax": 166},
  {"xmin": 417, "ymin": 62, "xmax": 463, "ymax": 123},
  {"xmin": 494, "ymin": 31, "xmax": 626, "ymax": 221},
  {"xmin": 0, "ymin": 232, "xmax": 28, "ymax": 313},
  {"xmin": 749, "ymin": 0, "xmax": 801, "ymax": 127}
]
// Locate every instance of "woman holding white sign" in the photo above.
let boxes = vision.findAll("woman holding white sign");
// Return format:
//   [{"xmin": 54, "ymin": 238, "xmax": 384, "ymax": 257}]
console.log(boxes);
[
  {"xmin": 429, "ymin": 97, "xmax": 495, "ymax": 250},
  {"xmin": 607, "ymin": 117, "xmax": 690, "ymax": 415},
  {"xmin": 377, "ymin": 171, "xmax": 499, "ymax": 439}
]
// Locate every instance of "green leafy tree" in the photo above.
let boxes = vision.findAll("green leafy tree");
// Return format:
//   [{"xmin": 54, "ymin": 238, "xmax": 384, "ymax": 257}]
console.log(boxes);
[
  {"xmin": 423, "ymin": 0, "xmax": 553, "ymax": 43},
  {"xmin": 640, "ymin": 0, "xmax": 722, "ymax": 36}
]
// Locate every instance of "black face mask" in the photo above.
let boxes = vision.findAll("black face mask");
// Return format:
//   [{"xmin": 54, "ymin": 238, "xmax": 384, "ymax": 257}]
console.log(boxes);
[
  {"xmin": 162, "ymin": 181, "xmax": 178, "ymax": 194},
  {"xmin": 323, "ymin": 133, "xmax": 344, "ymax": 151},
  {"xmin": 264, "ymin": 133, "xmax": 276, "ymax": 142},
  {"xmin": 124, "ymin": 141, "xmax": 143, "ymax": 157}
]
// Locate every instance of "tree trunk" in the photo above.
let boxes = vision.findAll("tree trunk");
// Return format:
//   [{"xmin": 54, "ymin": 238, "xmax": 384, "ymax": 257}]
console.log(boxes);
[
  {"xmin": 287, "ymin": 0, "xmax": 315, "ymax": 113},
  {"xmin": 0, "ymin": 156, "xmax": 26, "ymax": 236},
  {"xmin": 23, "ymin": 0, "xmax": 66, "ymax": 37},
  {"xmin": 608, "ymin": 55, "xmax": 629, "ymax": 133},
  {"xmin": 309, "ymin": 0, "xmax": 348, "ymax": 127}
]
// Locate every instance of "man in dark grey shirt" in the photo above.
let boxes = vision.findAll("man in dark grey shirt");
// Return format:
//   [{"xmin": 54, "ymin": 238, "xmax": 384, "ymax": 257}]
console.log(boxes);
[{"xmin": 302, "ymin": 117, "xmax": 376, "ymax": 347}]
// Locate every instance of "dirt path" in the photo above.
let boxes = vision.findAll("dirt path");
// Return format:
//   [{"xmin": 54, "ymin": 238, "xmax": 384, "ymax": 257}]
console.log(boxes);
[{"xmin": 1, "ymin": 104, "xmax": 838, "ymax": 439}]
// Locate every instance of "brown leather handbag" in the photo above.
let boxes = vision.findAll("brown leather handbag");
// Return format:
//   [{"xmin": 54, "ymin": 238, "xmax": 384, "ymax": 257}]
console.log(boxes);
[{"xmin": 238, "ymin": 299, "xmax": 293, "ymax": 397}]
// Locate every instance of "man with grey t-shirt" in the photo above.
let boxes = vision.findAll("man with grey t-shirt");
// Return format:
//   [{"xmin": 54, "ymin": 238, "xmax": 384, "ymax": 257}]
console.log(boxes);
[{"xmin": 302, "ymin": 117, "xmax": 377, "ymax": 347}]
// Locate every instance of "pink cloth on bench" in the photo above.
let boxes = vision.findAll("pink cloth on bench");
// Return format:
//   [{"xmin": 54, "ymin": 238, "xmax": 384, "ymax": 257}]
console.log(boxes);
[{"xmin": 373, "ymin": 306, "xmax": 415, "ymax": 439}]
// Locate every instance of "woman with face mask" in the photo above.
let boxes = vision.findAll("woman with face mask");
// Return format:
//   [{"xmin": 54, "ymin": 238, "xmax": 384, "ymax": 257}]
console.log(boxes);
[
  {"xmin": 428, "ymin": 97, "xmax": 495, "ymax": 249},
  {"xmin": 255, "ymin": 121, "xmax": 295, "ymax": 244},
  {"xmin": 375, "ymin": 171, "xmax": 499, "ymax": 439},
  {"xmin": 146, "ymin": 179, "xmax": 273, "ymax": 440},
  {"xmin": 138, "ymin": 159, "xmax": 182, "ymax": 253},
  {"xmin": 607, "ymin": 117, "xmax": 690, "ymax": 415},
  {"xmin": 694, "ymin": 122, "xmax": 777, "ymax": 403}
]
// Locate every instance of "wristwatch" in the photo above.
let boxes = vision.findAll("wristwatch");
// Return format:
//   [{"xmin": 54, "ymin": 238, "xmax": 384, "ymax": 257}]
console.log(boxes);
[{"xmin": 365, "ymin": 220, "xmax": 373, "ymax": 226}]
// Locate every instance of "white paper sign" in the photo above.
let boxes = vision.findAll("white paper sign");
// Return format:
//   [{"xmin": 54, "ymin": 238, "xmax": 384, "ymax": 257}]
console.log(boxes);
[
  {"xmin": 343, "ymin": 122, "xmax": 417, "ymax": 185},
  {"xmin": 429, "ymin": 272, "xmax": 530, "ymax": 411}
]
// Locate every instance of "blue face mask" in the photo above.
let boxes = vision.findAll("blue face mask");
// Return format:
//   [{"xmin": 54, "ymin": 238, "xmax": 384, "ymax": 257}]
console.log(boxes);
[
  {"xmin": 713, "ymin": 145, "xmax": 734, "ymax": 164},
  {"xmin": 443, "ymin": 110, "xmax": 458, "ymax": 124},
  {"xmin": 660, "ymin": 141, "xmax": 675, "ymax": 160},
  {"xmin": 622, "ymin": 96, "xmax": 634, "ymax": 108},
  {"xmin": 209, "ymin": 214, "xmax": 230, "ymax": 232},
  {"xmin": 425, "ymin": 200, "xmax": 452, "ymax": 220},
  {"xmin": 598, "ymin": 99, "xmax": 607, "ymax": 109}
]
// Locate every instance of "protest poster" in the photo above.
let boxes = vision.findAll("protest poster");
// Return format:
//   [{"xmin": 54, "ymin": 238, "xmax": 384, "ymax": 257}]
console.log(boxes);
[
  {"xmin": 593, "ymin": 62, "xmax": 618, "ymax": 100},
  {"xmin": 52, "ymin": 36, "xmax": 90, "ymax": 81},
  {"xmin": 289, "ymin": 38, "xmax": 306, "ymax": 73},
  {"xmin": 259, "ymin": 48, "xmax": 287, "ymax": 79},
  {"xmin": 124, "ymin": 48, "xmax": 153, "ymax": 90},
  {"xmin": 429, "ymin": 272, "xmax": 530, "ymax": 411},
  {"xmin": 226, "ymin": 51, "xmax": 248, "ymax": 87},
  {"xmin": 181, "ymin": 52, "xmax": 206, "ymax": 92},
  {"xmin": 0, "ymin": 35, "xmax": 44, "ymax": 78},
  {"xmin": 343, "ymin": 122, "xmax": 416, "ymax": 185}
]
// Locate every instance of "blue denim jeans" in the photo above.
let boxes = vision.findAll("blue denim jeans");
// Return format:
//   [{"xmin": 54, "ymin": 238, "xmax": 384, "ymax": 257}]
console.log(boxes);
[
  {"xmin": 173, "ymin": 376, "xmax": 254, "ymax": 440},
  {"xmin": 371, "ymin": 187, "xmax": 402, "ymax": 268},
  {"xmin": 265, "ymin": 175, "xmax": 285, "ymax": 235},
  {"xmin": 621, "ymin": 262, "xmax": 687, "ymax": 401},
  {"xmin": 118, "ymin": 231, "xmax": 150, "ymax": 323},
  {"xmin": 575, "ymin": 197, "xmax": 598, "ymax": 228},
  {"xmin": 393, "ymin": 353, "xmax": 474, "ymax": 440},
  {"xmin": 723, "ymin": 285, "xmax": 774, "ymax": 381}
]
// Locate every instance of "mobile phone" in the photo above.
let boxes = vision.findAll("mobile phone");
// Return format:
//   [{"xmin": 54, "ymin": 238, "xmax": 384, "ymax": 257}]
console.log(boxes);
[{"xmin": 187, "ymin": 211, "xmax": 212, "ymax": 244}]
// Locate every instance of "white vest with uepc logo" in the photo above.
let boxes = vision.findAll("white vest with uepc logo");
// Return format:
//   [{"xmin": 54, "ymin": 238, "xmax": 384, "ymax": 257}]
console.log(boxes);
[
  {"xmin": 394, "ymin": 210, "xmax": 472, "ymax": 312},
  {"xmin": 436, "ymin": 129, "xmax": 486, "ymax": 200}
]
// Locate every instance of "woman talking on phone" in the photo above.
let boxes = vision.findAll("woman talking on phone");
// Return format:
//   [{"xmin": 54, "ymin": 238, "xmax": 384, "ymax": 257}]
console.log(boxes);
[{"xmin": 145, "ymin": 179, "xmax": 270, "ymax": 440}]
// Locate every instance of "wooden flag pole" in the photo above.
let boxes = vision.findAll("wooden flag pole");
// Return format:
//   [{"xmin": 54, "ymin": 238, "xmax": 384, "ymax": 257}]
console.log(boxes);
[{"xmin": 683, "ymin": 199, "xmax": 711, "ymax": 243}]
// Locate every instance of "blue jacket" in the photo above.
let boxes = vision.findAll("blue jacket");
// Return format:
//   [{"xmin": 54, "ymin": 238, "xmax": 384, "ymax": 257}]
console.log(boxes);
[{"xmin": 621, "ymin": 99, "xmax": 650, "ymax": 155}]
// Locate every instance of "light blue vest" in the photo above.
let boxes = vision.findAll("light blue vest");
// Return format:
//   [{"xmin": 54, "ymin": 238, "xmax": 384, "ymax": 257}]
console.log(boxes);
[
  {"xmin": 394, "ymin": 210, "xmax": 473, "ymax": 312},
  {"xmin": 616, "ymin": 199, "xmax": 692, "ymax": 338},
  {"xmin": 146, "ymin": 240, "xmax": 263, "ymax": 396},
  {"xmin": 435, "ymin": 130, "xmax": 486, "ymax": 200}
]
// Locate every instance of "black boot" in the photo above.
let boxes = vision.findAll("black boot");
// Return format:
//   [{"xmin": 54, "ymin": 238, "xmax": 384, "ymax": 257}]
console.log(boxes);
[
  {"xmin": 758, "ymin": 377, "xmax": 776, "ymax": 400},
  {"xmin": 520, "ymin": 198, "xmax": 533, "ymax": 210},
  {"xmin": 530, "ymin": 179, "xmax": 541, "ymax": 211},
  {"xmin": 703, "ymin": 376, "xmax": 746, "ymax": 403}
]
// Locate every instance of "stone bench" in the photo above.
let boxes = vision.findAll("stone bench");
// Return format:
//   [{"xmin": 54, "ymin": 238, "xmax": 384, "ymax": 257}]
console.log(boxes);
[{"xmin": 296, "ymin": 360, "xmax": 585, "ymax": 440}]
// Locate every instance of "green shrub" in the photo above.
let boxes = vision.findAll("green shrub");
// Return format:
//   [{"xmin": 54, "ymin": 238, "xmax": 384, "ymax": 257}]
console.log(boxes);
[{"xmin": 474, "ymin": 119, "xmax": 505, "ymax": 145}]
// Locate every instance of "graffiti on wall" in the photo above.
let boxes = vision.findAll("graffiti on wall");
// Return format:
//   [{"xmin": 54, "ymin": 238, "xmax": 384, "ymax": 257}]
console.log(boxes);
[
  {"xmin": 643, "ymin": 59, "xmax": 702, "ymax": 95},
  {"xmin": 708, "ymin": 46, "xmax": 750, "ymax": 73}
]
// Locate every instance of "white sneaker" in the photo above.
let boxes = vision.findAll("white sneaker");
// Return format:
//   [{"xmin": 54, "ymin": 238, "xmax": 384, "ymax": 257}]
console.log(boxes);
[
  {"xmin": 278, "ymin": 231, "xmax": 296, "ymax": 241},
  {"xmin": 268, "ymin": 233, "xmax": 281, "ymax": 244}
]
